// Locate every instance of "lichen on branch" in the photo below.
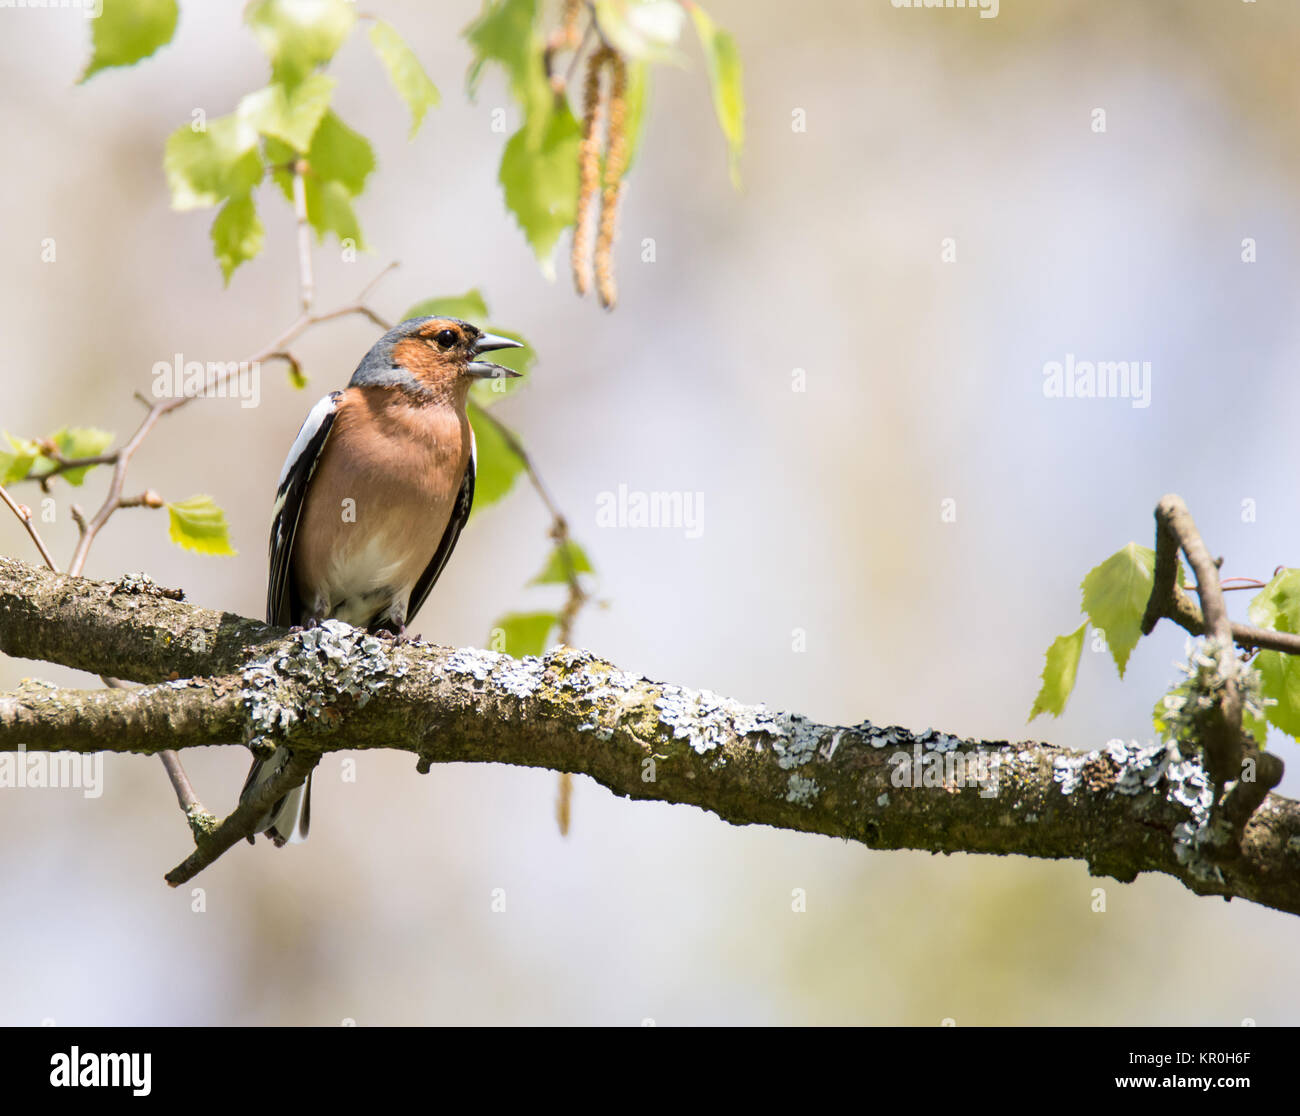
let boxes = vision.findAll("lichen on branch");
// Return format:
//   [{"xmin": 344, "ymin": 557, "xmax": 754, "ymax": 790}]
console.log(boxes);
[{"xmin": 2, "ymin": 556, "xmax": 1300, "ymax": 913}]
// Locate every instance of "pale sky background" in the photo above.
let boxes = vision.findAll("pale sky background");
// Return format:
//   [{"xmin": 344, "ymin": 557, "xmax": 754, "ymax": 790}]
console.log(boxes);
[{"xmin": 1, "ymin": 0, "xmax": 1299, "ymax": 1024}]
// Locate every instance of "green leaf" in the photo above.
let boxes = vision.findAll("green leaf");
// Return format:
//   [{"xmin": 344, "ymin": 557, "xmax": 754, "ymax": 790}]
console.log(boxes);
[
  {"xmin": 464, "ymin": 0, "xmax": 550, "ymax": 125},
  {"xmin": 0, "ymin": 428, "xmax": 113, "ymax": 487},
  {"xmin": 308, "ymin": 110, "xmax": 375, "ymax": 195},
  {"xmin": 404, "ymin": 290, "xmax": 491, "ymax": 323},
  {"xmin": 689, "ymin": 5, "xmax": 744, "ymax": 188},
  {"xmin": 1254, "ymin": 650, "xmax": 1300, "ymax": 740},
  {"xmin": 245, "ymin": 0, "xmax": 356, "ymax": 91},
  {"xmin": 1243, "ymin": 703, "xmax": 1270, "ymax": 748},
  {"xmin": 368, "ymin": 20, "xmax": 440, "ymax": 139},
  {"xmin": 80, "ymin": 0, "xmax": 178, "ymax": 82},
  {"xmin": 236, "ymin": 85, "xmax": 286, "ymax": 141},
  {"xmin": 167, "ymin": 495, "xmax": 237, "ymax": 556},
  {"xmin": 1080, "ymin": 543, "xmax": 1155, "ymax": 680},
  {"xmin": 467, "ymin": 402, "xmax": 525, "ymax": 513},
  {"xmin": 28, "ymin": 427, "xmax": 115, "ymax": 486},
  {"xmin": 594, "ymin": 0, "xmax": 686, "ymax": 63},
  {"xmin": 211, "ymin": 193, "xmax": 266, "ymax": 283},
  {"xmin": 238, "ymin": 75, "xmax": 336, "ymax": 153},
  {"xmin": 466, "ymin": 1, "xmax": 585, "ymax": 268},
  {"xmin": 263, "ymin": 136, "xmax": 297, "ymax": 201},
  {"xmin": 0, "ymin": 456, "xmax": 31, "ymax": 486},
  {"xmin": 1248, "ymin": 568, "xmax": 1300, "ymax": 634},
  {"xmin": 490, "ymin": 611, "xmax": 558, "ymax": 657},
  {"xmin": 529, "ymin": 540, "xmax": 593, "ymax": 587},
  {"xmin": 1248, "ymin": 570, "xmax": 1300, "ymax": 738},
  {"xmin": 303, "ymin": 178, "xmax": 364, "ymax": 247},
  {"xmin": 163, "ymin": 115, "xmax": 263, "ymax": 210},
  {"xmin": 499, "ymin": 103, "xmax": 582, "ymax": 274},
  {"xmin": 295, "ymin": 111, "xmax": 375, "ymax": 246},
  {"xmin": 1151, "ymin": 690, "xmax": 1172, "ymax": 740},
  {"xmin": 0, "ymin": 433, "xmax": 41, "ymax": 485},
  {"xmin": 1028, "ymin": 622, "xmax": 1087, "ymax": 721}
]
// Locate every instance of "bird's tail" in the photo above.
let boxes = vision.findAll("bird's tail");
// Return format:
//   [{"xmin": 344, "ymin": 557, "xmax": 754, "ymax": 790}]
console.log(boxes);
[{"xmin": 240, "ymin": 745, "xmax": 312, "ymax": 847}]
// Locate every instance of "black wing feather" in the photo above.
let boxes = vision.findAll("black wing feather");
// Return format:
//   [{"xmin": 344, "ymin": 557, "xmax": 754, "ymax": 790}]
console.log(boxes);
[
  {"xmin": 266, "ymin": 391, "xmax": 342, "ymax": 626},
  {"xmin": 405, "ymin": 451, "xmax": 475, "ymax": 629}
]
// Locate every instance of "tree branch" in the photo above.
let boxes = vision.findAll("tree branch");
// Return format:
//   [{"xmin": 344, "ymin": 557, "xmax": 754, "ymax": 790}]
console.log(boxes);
[
  {"xmin": 1141, "ymin": 507, "xmax": 1300, "ymax": 656},
  {"xmin": 2, "ymin": 557, "xmax": 1299, "ymax": 913},
  {"xmin": 1141, "ymin": 495, "xmax": 1284, "ymax": 852},
  {"xmin": 164, "ymin": 748, "xmax": 319, "ymax": 887},
  {"xmin": 1152, "ymin": 495, "xmax": 1243, "ymax": 790}
]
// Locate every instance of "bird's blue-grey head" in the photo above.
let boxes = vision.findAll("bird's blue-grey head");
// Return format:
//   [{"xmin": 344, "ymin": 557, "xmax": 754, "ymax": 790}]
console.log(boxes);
[{"xmin": 349, "ymin": 316, "xmax": 523, "ymax": 395}]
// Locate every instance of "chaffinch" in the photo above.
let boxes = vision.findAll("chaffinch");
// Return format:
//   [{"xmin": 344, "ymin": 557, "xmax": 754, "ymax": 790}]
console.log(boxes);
[{"xmin": 241, "ymin": 316, "xmax": 523, "ymax": 846}]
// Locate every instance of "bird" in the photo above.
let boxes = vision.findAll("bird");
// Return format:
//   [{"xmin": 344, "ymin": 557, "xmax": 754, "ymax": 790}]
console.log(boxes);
[{"xmin": 240, "ymin": 316, "xmax": 523, "ymax": 846}]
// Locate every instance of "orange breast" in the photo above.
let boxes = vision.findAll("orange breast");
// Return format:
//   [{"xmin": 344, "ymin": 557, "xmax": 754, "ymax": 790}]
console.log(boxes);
[{"xmin": 291, "ymin": 385, "xmax": 471, "ymax": 623}]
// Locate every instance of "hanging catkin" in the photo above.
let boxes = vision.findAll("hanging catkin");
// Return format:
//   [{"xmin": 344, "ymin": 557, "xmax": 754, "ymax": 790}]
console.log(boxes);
[
  {"xmin": 561, "ymin": 0, "xmax": 582, "ymax": 48},
  {"xmin": 595, "ymin": 52, "xmax": 628, "ymax": 310},
  {"xmin": 572, "ymin": 46, "xmax": 610, "ymax": 297}
]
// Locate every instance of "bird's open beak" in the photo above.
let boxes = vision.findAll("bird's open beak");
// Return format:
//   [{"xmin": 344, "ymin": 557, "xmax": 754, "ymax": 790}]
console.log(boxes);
[{"xmin": 467, "ymin": 332, "xmax": 525, "ymax": 379}]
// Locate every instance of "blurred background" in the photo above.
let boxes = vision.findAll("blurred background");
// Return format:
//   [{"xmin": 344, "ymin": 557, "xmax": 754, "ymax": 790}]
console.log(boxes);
[{"xmin": 2, "ymin": 0, "xmax": 1299, "ymax": 1025}]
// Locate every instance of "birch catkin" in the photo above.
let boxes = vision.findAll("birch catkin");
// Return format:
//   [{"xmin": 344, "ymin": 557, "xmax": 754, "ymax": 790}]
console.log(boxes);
[
  {"xmin": 572, "ymin": 47, "xmax": 610, "ymax": 297},
  {"xmin": 596, "ymin": 51, "xmax": 628, "ymax": 310},
  {"xmin": 561, "ymin": 0, "xmax": 582, "ymax": 48}
]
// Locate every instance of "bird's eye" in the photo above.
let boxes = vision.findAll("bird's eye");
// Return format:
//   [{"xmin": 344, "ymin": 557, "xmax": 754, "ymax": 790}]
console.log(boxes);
[{"xmin": 433, "ymin": 329, "xmax": 458, "ymax": 348}]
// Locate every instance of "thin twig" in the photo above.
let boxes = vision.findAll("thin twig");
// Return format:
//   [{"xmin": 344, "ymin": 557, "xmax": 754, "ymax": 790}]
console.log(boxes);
[
  {"xmin": 158, "ymin": 748, "xmax": 218, "ymax": 839},
  {"xmin": 292, "ymin": 160, "xmax": 314, "ymax": 313},
  {"xmin": 0, "ymin": 484, "xmax": 59, "ymax": 572},
  {"xmin": 16, "ymin": 451, "xmax": 119, "ymax": 484},
  {"xmin": 117, "ymin": 490, "xmax": 165, "ymax": 511},
  {"xmin": 159, "ymin": 749, "xmax": 204, "ymax": 813},
  {"xmin": 355, "ymin": 260, "xmax": 399, "ymax": 305},
  {"xmin": 1143, "ymin": 495, "xmax": 1284, "ymax": 848},
  {"xmin": 546, "ymin": 1, "xmax": 589, "ymax": 93},
  {"xmin": 164, "ymin": 749, "xmax": 319, "ymax": 887},
  {"xmin": 1220, "ymin": 577, "xmax": 1267, "ymax": 592},
  {"xmin": 563, "ymin": 13, "xmax": 597, "ymax": 89},
  {"xmin": 473, "ymin": 407, "xmax": 590, "ymax": 635}
]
